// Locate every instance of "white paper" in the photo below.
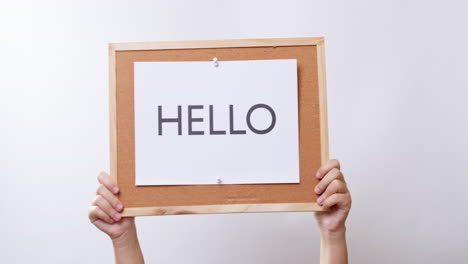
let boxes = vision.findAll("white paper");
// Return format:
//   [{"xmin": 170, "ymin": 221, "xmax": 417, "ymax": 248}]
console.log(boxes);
[{"xmin": 134, "ymin": 59, "xmax": 299, "ymax": 185}]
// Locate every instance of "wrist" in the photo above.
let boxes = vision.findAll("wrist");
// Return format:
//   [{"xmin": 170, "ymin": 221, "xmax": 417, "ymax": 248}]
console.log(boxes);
[
  {"xmin": 319, "ymin": 226, "xmax": 348, "ymax": 264},
  {"xmin": 111, "ymin": 222, "xmax": 138, "ymax": 248},
  {"xmin": 111, "ymin": 219, "xmax": 145, "ymax": 264},
  {"xmin": 319, "ymin": 225, "xmax": 346, "ymax": 243}
]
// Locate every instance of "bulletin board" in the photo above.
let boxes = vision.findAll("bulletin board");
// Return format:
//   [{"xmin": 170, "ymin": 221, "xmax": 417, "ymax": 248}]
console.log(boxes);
[{"xmin": 109, "ymin": 37, "xmax": 329, "ymax": 216}]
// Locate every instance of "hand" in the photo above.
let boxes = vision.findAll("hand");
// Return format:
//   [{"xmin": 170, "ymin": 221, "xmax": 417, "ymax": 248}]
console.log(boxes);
[
  {"xmin": 88, "ymin": 172, "xmax": 135, "ymax": 241},
  {"xmin": 314, "ymin": 159, "xmax": 352, "ymax": 234}
]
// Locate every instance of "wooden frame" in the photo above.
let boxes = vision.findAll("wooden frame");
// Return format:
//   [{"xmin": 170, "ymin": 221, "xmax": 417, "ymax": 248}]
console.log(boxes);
[{"xmin": 109, "ymin": 37, "xmax": 328, "ymax": 216}]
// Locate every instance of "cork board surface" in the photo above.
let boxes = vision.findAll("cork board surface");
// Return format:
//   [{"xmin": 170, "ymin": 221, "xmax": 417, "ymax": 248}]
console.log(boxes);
[{"xmin": 114, "ymin": 45, "xmax": 322, "ymax": 208}]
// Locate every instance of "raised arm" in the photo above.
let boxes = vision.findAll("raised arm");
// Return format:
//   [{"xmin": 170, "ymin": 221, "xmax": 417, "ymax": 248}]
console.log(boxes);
[
  {"xmin": 314, "ymin": 159, "xmax": 352, "ymax": 264},
  {"xmin": 88, "ymin": 172, "xmax": 144, "ymax": 264}
]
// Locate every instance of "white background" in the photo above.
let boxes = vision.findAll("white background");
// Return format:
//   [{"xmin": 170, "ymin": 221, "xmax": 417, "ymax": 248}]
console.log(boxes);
[
  {"xmin": 1, "ymin": 0, "xmax": 467, "ymax": 263},
  {"xmin": 134, "ymin": 60, "xmax": 299, "ymax": 185}
]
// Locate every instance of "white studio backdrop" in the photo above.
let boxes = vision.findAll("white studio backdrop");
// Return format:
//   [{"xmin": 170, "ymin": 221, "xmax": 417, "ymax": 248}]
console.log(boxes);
[{"xmin": 1, "ymin": 0, "xmax": 467, "ymax": 263}]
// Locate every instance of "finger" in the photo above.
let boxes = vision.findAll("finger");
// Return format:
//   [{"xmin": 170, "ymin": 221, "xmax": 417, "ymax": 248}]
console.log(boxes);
[
  {"xmin": 92, "ymin": 195, "xmax": 122, "ymax": 222},
  {"xmin": 315, "ymin": 168, "xmax": 343, "ymax": 194},
  {"xmin": 321, "ymin": 193, "xmax": 351, "ymax": 211},
  {"xmin": 317, "ymin": 179, "xmax": 348, "ymax": 206},
  {"xmin": 88, "ymin": 205, "xmax": 114, "ymax": 224},
  {"xmin": 316, "ymin": 159, "xmax": 340, "ymax": 179},
  {"xmin": 97, "ymin": 171, "xmax": 119, "ymax": 194},
  {"xmin": 96, "ymin": 184, "xmax": 123, "ymax": 212}
]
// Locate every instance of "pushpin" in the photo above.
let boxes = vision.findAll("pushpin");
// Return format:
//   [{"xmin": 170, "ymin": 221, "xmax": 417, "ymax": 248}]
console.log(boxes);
[{"xmin": 213, "ymin": 57, "xmax": 219, "ymax": 67}]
